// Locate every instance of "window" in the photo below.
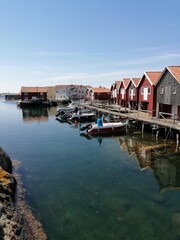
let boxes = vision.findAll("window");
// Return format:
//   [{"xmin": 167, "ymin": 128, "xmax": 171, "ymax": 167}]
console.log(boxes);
[
  {"xmin": 160, "ymin": 86, "xmax": 164, "ymax": 94},
  {"xmin": 141, "ymin": 87, "xmax": 150, "ymax": 94},
  {"xmin": 172, "ymin": 85, "xmax": 177, "ymax": 95},
  {"xmin": 121, "ymin": 89, "xmax": 125, "ymax": 94}
]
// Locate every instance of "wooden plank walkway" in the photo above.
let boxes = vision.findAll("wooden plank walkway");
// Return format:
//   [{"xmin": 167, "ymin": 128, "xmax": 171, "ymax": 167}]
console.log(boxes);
[{"xmin": 82, "ymin": 103, "xmax": 180, "ymax": 131}]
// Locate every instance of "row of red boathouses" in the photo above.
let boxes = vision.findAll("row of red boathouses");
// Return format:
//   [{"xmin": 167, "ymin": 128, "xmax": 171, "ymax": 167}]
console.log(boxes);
[
  {"xmin": 110, "ymin": 66, "xmax": 180, "ymax": 120},
  {"xmin": 18, "ymin": 65, "xmax": 180, "ymax": 121}
]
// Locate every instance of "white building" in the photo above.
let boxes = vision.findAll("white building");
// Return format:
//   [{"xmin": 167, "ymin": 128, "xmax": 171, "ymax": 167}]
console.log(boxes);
[
  {"xmin": 55, "ymin": 85, "xmax": 69, "ymax": 101},
  {"xmin": 66, "ymin": 85, "xmax": 88, "ymax": 101}
]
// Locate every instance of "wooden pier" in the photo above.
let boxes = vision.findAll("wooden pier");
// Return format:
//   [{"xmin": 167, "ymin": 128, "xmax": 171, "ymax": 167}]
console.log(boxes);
[{"xmin": 82, "ymin": 102, "xmax": 180, "ymax": 142}]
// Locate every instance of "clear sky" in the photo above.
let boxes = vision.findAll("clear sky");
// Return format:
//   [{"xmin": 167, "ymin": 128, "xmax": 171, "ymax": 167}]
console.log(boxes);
[{"xmin": 0, "ymin": 0, "xmax": 180, "ymax": 93}]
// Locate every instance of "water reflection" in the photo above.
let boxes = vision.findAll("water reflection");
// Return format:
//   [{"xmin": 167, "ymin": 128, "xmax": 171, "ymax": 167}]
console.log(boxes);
[
  {"xmin": 116, "ymin": 135, "xmax": 180, "ymax": 192},
  {"xmin": 22, "ymin": 108, "xmax": 49, "ymax": 122},
  {"xmin": 80, "ymin": 132, "xmax": 106, "ymax": 147},
  {"xmin": 81, "ymin": 131, "xmax": 180, "ymax": 192},
  {"xmin": 153, "ymin": 158, "xmax": 180, "ymax": 192},
  {"xmin": 21, "ymin": 107, "xmax": 57, "ymax": 122}
]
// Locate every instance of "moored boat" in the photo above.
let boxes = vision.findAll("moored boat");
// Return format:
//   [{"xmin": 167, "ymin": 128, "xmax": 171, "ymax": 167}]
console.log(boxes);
[
  {"xmin": 67, "ymin": 111, "xmax": 96, "ymax": 122},
  {"xmin": 80, "ymin": 121, "xmax": 128, "ymax": 135}
]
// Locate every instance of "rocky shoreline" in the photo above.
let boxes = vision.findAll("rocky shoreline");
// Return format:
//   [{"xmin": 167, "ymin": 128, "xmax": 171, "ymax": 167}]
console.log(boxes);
[{"xmin": 0, "ymin": 147, "xmax": 47, "ymax": 240}]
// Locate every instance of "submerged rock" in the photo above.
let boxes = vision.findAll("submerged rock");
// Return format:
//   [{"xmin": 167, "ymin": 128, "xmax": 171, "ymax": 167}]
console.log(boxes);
[{"xmin": 0, "ymin": 147, "xmax": 47, "ymax": 239}]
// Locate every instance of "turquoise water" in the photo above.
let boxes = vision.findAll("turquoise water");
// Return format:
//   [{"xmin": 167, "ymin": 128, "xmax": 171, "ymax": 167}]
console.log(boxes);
[{"xmin": 1, "ymin": 98, "xmax": 180, "ymax": 240}]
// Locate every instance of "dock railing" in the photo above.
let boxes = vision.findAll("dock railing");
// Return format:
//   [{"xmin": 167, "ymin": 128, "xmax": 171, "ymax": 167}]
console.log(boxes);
[
  {"xmin": 159, "ymin": 112, "xmax": 180, "ymax": 124},
  {"xmin": 82, "ymin": 101, "xmax": 180, "ymax": 130}
]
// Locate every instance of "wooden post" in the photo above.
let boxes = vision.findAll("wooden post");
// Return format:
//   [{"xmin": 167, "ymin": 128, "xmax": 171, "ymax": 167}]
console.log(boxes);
[
  {"xmin": 156, "ymin": 130, "xmax": 159, "ymax": 140},
  {"xmin": 142, "ymin": 122, "xmax": 144, "ymax": 133},
  {"xmin": 176, "ymin": 133, "xmax": 179, "ymax": 145}
]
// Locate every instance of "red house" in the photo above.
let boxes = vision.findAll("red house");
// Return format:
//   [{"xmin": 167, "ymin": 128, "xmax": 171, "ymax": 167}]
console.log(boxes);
[
  {"xmin": 127, "ymin": 78, "xmax": 141, "ymax": 110},
  {"xmin": 119, "ymin": 78, "xmax": 131, "ymax": 107},
  {"xmin": 138, "ymin": 71, "xmax": 161, "ymax": 116},
  {"xmin": 89, "ymin": 87, "xmax": 111, "ymax": 101},
  {"xmin": 21, "ymin": 87, "xmax": 48, "ymax": 101},
  {"xmin": 110, "ymin": 81, "xmax": 121, "ymax": 104}
]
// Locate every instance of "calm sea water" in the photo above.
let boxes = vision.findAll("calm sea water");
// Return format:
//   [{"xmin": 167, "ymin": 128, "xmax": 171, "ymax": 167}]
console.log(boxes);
[{"xmin": 1, "ymin": 98, "xmax": 180, "ymax": 240}]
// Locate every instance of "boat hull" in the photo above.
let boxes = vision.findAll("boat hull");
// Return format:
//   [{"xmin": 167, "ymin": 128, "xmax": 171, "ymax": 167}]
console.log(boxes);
[{"xmin": 87, "ymin": 122, "xmax": 127, "ymax": 135}]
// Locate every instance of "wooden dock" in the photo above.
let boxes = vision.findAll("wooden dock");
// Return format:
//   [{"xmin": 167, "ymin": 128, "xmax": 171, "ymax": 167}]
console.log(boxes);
[{"xmin": 82, "ymin": 103, "xmax": 180, "ymax": 131}]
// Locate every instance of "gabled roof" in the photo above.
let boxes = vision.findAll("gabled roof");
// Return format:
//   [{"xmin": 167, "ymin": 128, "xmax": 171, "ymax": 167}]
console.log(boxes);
[
  {"xmin": 155, "ymin": 66, "xmax": 180, "ymax": 86},
  {"xmin": 21, "ymin": 87, "xmax": 48, "ymax": 93},
  {"xmin": 122, "ymin": 78, "xmax": 131, "ymax": 89},
  {"xmin": 114, "ymin": 80, "xmax": 121, "ymax": 89},
  {"xmin": 130, "ymin": 78, "xmax": 141, "ymax": 87},
  {"xmin": 167, "ymin": 66, "xmax": 180, "ymax": 83},
  {"xmin": 91, "ymin": 87, "xmax": 110, "ymax": 93},
  {"xmin": 143, "ymin": 71, "xmax": 162, "ymax": 86}
]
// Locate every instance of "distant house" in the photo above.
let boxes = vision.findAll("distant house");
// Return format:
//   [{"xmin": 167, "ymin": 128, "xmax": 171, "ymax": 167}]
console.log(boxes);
[
  {"xmin": 21, "ymin": 87, "xmax": 48, "ymax": 101},
  {"xmin": 66, "ymin": 85, "xmax": 87, "ymax": 101},
  {"xmin": 89, "ymin": 87, "xmax": 111, "ymax": 101},
  {"xmin": 155, "ymin": 66, "xmax": 180, "ymax": 120},
  {"xmin": 85, "ymin": 86, "xmax": 93, "ymax": 101},
  {"xmin": 5, "ymin": 93, "xmax": 21, "ymax": 101},
  {"xmin": 110, "ymin": 83, "xmax": 115, "ymax": 103},
  {"xmin": 47, "ymin": 86, "xmax": 56, "ymax": 102},
  {"xmin": 127, "ymin": 78, "xmax": 141, "ymax": 110},
  {"xmin": 138, "ymin": 71, "xmax": 161, "ymax": 116},
  {"xmin": 110, "ymin": 81, "xmax": 121, "ymax": 104},
  {"xmin": 119, "ymin": 78, "xmax": 131, "ymax": 107},
  {"xmin": 55, "ymin": 85, "xmax": 69, "ymax": 102}
]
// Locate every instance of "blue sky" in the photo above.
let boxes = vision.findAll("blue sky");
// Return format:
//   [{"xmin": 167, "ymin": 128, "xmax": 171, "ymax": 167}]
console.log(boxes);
[{"xmin": 0, "ymin": 0, "xmax": 180, "ymax": 93}]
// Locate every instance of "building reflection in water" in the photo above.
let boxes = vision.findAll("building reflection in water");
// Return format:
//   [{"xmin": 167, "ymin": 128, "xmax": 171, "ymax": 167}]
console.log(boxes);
[
  {"xmin": 22, "ymin": 107, "xmax": 49, "ymax": 123},
  {"xmin": 116, "ymin": 135, "xmax": 180, "ymax": 192}
]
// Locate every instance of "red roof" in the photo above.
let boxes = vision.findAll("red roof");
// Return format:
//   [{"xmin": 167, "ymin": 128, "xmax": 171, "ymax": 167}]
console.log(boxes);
[
  {"xmin": 122, "ymin": 78, "xmax": 131, "ymax": 89},
  {"xmin": 131, "ymin": 78, "xmax": 141, "ymax": 87},
  {"xmin": 167, "ymin": 66, "xmax": 180, "ymax": 83},
  {"xmin": 115, "ymin": 80, "xmax": 121, "ymax": 89},
  {"xmin": 92, "ymin": 87, "xmax": 110, "ymax": 93},
  {"xmin": 144, "ymin": 72, "xmax": 162, "ymax": 85},
  {"xmin": 21, "ymin": 87, "xmax": 48, "ymax": 93}
]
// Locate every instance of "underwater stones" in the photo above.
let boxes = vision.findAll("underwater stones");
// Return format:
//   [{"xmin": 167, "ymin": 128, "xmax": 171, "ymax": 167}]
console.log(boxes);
[{"xmin": 173, "ymin": 213, "xmax": 180, "ymax": 236}]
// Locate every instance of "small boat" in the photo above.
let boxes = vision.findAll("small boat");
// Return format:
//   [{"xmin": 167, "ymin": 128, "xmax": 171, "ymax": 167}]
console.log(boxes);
[
  {"xmin": 80, "ymin": 121, "xmax": 128, "ymax": 135},
  {"xmin": 57, "ymin": 101, "xmax": 81, "ymax": 113},
  {"xmin": 68, "ymin": 111, "xmax": 96, "ymax": 122}
]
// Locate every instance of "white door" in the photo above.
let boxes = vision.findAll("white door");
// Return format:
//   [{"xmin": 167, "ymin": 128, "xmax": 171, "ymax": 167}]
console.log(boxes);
[{"xmin": 143, "ymin": 87, "xmax": 148, "ymax": 101}]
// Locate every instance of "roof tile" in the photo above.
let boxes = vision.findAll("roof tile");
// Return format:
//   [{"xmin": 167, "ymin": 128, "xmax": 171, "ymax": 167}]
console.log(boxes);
[
  {"xmin": 167, "ymin": 66, "xmax": 180, "ymax": 82},
  {"xmin": 145, "ymin": 72, "xmax": 162, "ymax": 85}
]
